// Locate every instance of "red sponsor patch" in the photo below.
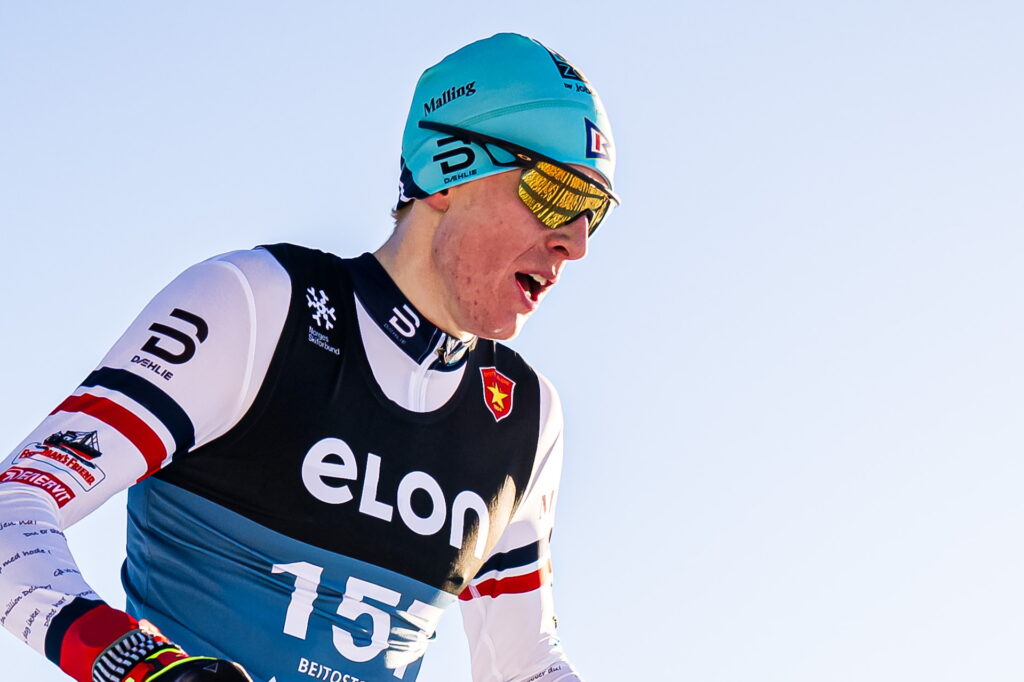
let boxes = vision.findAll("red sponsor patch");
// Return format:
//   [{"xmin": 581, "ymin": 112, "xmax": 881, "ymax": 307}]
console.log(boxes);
[
  {"xmin": 480, "ymin": 367, "xmax": 515, "ymax": 422},
  {"xmin": 0, "ymin": 466, "xmax": 76, "ymax": 507}
]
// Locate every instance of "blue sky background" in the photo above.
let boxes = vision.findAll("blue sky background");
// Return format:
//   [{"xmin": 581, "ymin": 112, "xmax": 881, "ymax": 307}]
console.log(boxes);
[{"xmin": 2, "ymin": 2, "xmax": 1023, "ymax": 680}]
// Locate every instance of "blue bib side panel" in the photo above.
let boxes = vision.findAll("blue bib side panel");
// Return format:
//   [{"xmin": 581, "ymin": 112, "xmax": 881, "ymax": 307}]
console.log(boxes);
[{"xmin": 125, "ymin": 477, "xmax": 455, "ymax": 682}]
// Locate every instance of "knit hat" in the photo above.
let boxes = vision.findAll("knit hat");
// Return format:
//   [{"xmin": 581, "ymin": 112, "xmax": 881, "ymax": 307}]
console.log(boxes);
[{"xmin": 397, "ymin": 33, "xmax": 615, "ymax": 206}]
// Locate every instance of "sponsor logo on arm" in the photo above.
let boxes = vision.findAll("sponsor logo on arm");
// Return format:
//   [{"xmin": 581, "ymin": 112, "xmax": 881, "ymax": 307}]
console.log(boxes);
[
  {"xmin": 0, "ymin": 467, "xmax": 76, "ymax": 507},
  {"xmin": 133, "ymin": 308, "xmax": 210, "ymax": 379},
  {"xmin": 16, "ymin": 431, "xmax": 106, "ymax": 491}
]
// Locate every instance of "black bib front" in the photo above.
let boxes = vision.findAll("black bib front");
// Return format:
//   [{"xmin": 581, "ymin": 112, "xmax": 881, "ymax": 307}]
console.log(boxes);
[{"xmin": 154, "ymin": 243, "xmax": 542, "ymax": 595}]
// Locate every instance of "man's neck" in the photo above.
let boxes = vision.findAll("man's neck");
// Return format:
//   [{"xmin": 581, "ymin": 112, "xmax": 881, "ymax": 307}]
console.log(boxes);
[
  {"xmin": 347, "ymin": 253, "xmax": 473, "ymax": 369},
  {"xmin": 373, "ymin": 217, "xmax": 473, "ymax": 344}
]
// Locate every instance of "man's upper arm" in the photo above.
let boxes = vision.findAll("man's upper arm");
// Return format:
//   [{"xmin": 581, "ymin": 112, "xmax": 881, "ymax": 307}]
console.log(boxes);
[
  {"xmin": 459, "ymin": 373, "xmax": 583, "ymax": 682},
  {"xmin": 0, "ymin": 248, "xmax": 291, "ymax": 659},
  {"xmin": 0, "ymin": 247, "xmax": 290, "ymax": 527}
]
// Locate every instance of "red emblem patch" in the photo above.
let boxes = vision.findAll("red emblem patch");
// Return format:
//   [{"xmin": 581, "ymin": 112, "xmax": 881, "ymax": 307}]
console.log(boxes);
[
  {"xmin": 0, "ymin": 466, "xmax": 76, "ymax": 507},
  {"xmin": 480, "ymin": 367, "xmax": 515, "ymax": 422}
]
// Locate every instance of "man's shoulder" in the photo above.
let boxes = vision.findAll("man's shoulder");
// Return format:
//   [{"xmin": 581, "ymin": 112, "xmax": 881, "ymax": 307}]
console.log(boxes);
[
  {"xmin": 480, "ymin": 343, "xmax": 565, "ymax": 453},
  {"xmin": 255, "ymin": 242, "xmax": 346, "ymax": 267},
  {"xmin": 483, "ymin": 339, "xmax": 537, "ymax": 375},
  {"xmin": 246, "ymin": 243, "xmax": 356, "ymax": 289}
]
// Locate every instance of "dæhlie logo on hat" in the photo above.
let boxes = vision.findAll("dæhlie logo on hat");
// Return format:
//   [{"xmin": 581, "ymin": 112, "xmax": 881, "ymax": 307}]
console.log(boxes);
[
  {"xmin": 585, "ymin": 118, "xmax": 611, "ymax": 161},
  {"xmin": 480, "ymin": 367, "xmax": 515, "ymax": 422}
]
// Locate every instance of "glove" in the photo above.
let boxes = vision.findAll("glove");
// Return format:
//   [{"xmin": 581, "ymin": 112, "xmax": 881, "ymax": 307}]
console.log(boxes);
[
  {"xmin": 91, "ymin": 619, "xmax": 252, "ymax": 682},
  {"xmin": 118, "ymin": 652, "xmax": 253, "ymax": 682},
  {"xmin": 53, "ymin": 603, "xmax": 253, "ymax": 682}
]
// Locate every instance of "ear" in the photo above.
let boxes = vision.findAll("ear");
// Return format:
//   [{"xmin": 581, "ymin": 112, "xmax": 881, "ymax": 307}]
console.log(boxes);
[{"xmin": 422, "ymin": 189, "xmax": 450, "ymax": 212}]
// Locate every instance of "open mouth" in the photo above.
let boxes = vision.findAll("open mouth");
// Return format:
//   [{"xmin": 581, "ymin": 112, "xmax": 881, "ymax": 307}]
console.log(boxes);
[{"xmin": 515, "ymin": 272, "xmax": 553, "ymax": 302}]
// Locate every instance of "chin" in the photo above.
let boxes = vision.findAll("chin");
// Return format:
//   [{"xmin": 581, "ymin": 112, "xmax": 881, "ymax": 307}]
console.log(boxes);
[
  {"xmin": 490, "ymin": 327, "xmax": 521, "ymax": 341},
  {"xmin": 474, "ymin": 313, "xmax": 528, "ymax": 341}
]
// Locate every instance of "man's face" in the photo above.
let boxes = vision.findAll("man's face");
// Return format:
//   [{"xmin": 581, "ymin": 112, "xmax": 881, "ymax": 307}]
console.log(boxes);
[{"xmin": 430, "ymin": 168, "xmax": 592, "ymax": 340}]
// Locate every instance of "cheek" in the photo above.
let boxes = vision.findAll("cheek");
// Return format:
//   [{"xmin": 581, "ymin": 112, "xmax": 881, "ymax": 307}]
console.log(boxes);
[
  {"xmin": 437, "ymin": 220, "xmax": 504, "ymax": 281},
  {"xmin": 433, "ymin": 229, "xmax": 473, "ymax": 290}
]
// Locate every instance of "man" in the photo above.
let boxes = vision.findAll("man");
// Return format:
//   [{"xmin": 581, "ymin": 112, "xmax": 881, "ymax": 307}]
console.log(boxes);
[{"xmin": 0, "ymin": 32, "xmax": 617, "ymax": 682}]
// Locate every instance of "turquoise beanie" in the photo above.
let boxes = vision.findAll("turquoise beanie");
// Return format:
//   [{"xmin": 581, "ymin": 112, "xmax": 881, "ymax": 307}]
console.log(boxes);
[{"xmin": 398, "ymin": 33, "xmax": 615, "ymax": 206}]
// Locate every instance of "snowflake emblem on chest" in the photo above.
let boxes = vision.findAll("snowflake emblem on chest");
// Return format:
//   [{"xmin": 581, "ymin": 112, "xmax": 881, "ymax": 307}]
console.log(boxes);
[{"xmin": 306, "ymin": 286, "xmax": 336, "ymax": 330}]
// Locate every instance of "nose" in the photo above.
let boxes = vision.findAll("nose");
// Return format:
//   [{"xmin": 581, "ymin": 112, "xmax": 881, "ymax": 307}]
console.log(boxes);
[{"xmin": 546, "ymin": 213, "xmax": 590, "ymax": 261}]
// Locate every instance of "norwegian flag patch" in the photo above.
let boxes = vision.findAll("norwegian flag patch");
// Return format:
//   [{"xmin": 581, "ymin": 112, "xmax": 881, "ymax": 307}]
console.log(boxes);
[{"xmin": 585, "ymin": 118, "xmax": 612, "ymax": 161}]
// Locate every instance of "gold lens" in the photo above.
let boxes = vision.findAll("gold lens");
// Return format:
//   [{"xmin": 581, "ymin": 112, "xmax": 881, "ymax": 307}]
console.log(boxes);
[{"xmin": 518, "ymin": 161, "xmax": 611, "ymax": 234}]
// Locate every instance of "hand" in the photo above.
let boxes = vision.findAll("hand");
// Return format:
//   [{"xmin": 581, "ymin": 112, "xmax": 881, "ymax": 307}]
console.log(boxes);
[
  {"xmin": 94, "ymin": 620, "xmax": 253, "ymax": 682},
  {"xmin": 132, "ymin": 655, "xmax": 254, "ymax": 682}
]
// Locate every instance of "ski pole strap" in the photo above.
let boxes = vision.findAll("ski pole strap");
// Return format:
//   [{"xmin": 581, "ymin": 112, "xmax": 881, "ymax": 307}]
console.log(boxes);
[{"xmin": 92, "ymin": 629, "xmax": 185, "ymax": 682}]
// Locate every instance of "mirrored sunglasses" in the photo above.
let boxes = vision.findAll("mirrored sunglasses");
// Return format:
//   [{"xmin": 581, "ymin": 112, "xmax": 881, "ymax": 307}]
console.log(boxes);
[{"xmin": 418, "ymin": 120, "xmax": 619, "ymax": 236}]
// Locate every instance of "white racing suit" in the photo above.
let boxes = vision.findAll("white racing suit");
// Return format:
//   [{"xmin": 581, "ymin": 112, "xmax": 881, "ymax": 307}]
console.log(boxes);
[{"xmin": 0, "ymin": 245, "xmax": 580, "ymax": 682}]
